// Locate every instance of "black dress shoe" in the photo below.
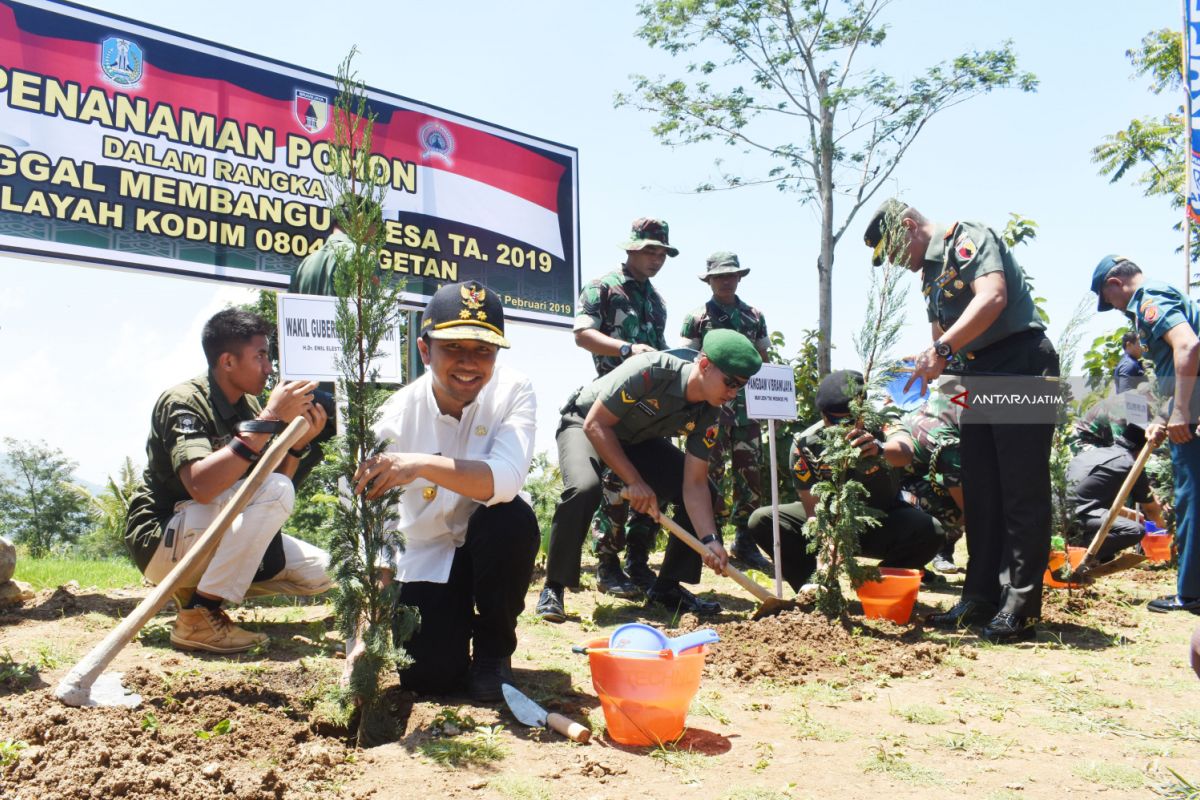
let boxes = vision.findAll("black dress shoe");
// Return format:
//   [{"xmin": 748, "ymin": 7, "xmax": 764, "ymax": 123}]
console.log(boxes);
[
  {"xmin": 981, "ymin": 612, "xmax": 1038, "ymax": 644},
  {"xmin": 647, "ymin": 582, "xmax": 722, "ymax": 616},
  {"xmin": 925, "ymin": 599, "xmax": 997, "ymax": 630},
  {"xmin": 468, "ymin": 656, "xmax": 514, "ymax": 703},
  {"xmin": 535, "ymin": 586, "xmax": 566, "ymax": 623},
  {"xmin": 1148, "ymin": 595, "xmax": 1200, "ymax": 613},
  {"xmin": 596, "ymin": 554, "xmax": 642, "ymax": 599}
]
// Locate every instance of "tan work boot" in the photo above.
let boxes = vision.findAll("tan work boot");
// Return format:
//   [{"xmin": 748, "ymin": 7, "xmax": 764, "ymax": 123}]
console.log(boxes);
[{"xmin": 170, "ymin": 607, "xmax": 269, "ymax": 654}]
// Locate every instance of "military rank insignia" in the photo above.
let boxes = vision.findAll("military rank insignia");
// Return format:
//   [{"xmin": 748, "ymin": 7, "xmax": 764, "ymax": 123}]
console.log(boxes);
[{"xmin": 620, "ymin": 390, "xmax": 637, "ymax": 404}]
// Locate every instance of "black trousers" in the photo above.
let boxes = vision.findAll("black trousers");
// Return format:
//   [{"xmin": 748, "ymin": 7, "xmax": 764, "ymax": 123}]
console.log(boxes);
[
  {"xmin": 544, "ymin": 415, "xmax": 709, "ymax": 588},
  {"xmin": 1073, "ymin": 515, "xmax": 1145, "ymax": 563},
  {"xmin": 959, "ymin": 331, "xmax": 1059, "ymax": 617},
  {"xmin": 747, "ymin": 501, "xmax": 942, "ymax": 592},
  {"xmin": 396, "ymin": 497, "xmax": 539, "ymax": 694}
]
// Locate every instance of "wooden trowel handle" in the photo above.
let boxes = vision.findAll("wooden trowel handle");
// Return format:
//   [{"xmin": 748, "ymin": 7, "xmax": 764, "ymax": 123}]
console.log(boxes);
[
  {"xmin": 1082, "ymin": 437, "xmax": 1156, "ymax": 564},
  {"xmin": 546, "ymin": 712, "xmax": 591, "ymax": 743}
]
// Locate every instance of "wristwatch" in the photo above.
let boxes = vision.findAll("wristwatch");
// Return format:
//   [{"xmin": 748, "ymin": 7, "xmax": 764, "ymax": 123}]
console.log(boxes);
[
  {"xmin": 618, "ymin": 343, "xmax": 633, "ymax": 360},
  {"xmin": 933, "ymin": 339, "xmax": 953, "ymax": 360}
]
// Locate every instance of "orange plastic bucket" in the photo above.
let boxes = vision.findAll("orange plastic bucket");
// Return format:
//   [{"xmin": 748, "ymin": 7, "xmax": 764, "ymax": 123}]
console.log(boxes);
[
  {"xmin": 854, "ymin": 567, "xmax": 921, "ymax": 624},
  {"xmin": 1142, "ymin": 532, "xmax": 1174, "ymax": 563},
  {"xmin": 1044, "ymin": 547, "xmax": 1087, "ymax": 589},
  {"xmin": 583, "ymin": 637, "xmax": 706, "ymax": 746}
]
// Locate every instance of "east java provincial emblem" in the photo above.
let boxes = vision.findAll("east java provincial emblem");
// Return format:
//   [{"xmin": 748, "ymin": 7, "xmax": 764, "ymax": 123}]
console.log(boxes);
[
  {"xmin": 295, "ymin": 90, "xmax": 329, "ymax": 134},
  {"xmin": 101, "ymin": 37, "xmax": 143, "ymax": 87}
]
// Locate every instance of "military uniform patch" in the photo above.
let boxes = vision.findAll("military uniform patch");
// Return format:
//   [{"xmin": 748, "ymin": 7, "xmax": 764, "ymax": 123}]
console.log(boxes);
[
  {"xmin": 794, "ymin": 456, "xmax": 812, "ymax": 482},
  {"xmin": 1142, "ymin": 304, "xmax": 1160, "ymax": 324},
  {"xmin": 954, "ymin": 235, "xmax": 977, "ymax": 263},
  {"xmin": 620, "ymin": 390, "xmax": 637, "ymax": 404},
  {"xmin": 703, "ymin": 424, "xmax": 720, "ymax": 448},
  {"xmin": 174, "ymin": 413, "xmax": 202, "ymax": 434}
]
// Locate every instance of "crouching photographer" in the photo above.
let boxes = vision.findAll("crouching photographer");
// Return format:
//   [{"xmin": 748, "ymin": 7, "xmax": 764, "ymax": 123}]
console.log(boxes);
[{"xmin": 124, "ymin": 309, "xmax": 335, "ymax": 655}]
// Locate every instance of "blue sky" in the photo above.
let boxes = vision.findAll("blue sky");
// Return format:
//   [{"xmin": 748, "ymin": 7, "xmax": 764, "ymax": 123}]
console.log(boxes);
[{"xmin": 0, "ymin": 0, "xmax": 1184, "ymax": 484}]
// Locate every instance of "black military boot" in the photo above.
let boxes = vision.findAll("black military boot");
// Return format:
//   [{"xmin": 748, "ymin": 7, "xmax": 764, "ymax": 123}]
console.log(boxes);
[
  {"xmin": 624, "ymin": 541, "xmax": 657, "ymax": 594},
  {"xmin": 596, "ymin": 553, "xmax": 641, "ymax": 599},
  {"xmin": 730, "ymin": 531, "xmax": 773, "ymax": 574}
]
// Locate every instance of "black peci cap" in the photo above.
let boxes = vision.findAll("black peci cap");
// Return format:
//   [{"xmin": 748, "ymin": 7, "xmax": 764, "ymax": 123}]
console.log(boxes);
[{"xmin": 420, "ymin": 281, "xmax": 510, "ymax": 348}]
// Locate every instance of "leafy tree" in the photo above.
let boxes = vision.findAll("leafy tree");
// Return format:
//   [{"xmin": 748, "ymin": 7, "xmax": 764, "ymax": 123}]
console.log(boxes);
[
  {"xmin": 0, "ymin": 439, "xmax": 91, "ymax": 557},
  {"xmin": 1081, "ymin": 327, "xmax": 1130, "ymax": 393},
  {"xmin": 70, "ymin": 456, "xmax": 142, "ymax": 561},
  {"xmin": 617, "ymin": 0, "xmax": 1037, "ymax": 374},
  {"xmin": 318, "ymin": 50, "xmax": 416, "ymax": 746},
  {"xmin": 1091, "ymin": 29, "xmax": 1198, "ymax": 279}
]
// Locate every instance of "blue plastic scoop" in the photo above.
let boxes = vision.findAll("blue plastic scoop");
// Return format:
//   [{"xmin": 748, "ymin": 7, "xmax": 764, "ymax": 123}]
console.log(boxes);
[{"xmin": 607, "ymin": 623, "xmax": 719, "ymax": 658}]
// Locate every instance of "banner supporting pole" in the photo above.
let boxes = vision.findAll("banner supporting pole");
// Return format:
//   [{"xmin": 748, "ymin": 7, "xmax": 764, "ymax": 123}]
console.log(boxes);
[
  {"xmin": 767, "ymin": 419, "xmax": 784, "ymax": 599},
  {"xmin": 1185, "ymin": 0, "xmax": 1194, "ymax": 294}
]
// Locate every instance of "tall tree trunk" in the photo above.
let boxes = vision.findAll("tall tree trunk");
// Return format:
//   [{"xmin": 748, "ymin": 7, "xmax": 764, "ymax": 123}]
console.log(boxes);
[{"xmin": 817, "ymin": 90, "xmax": 836, "ymax": 376}]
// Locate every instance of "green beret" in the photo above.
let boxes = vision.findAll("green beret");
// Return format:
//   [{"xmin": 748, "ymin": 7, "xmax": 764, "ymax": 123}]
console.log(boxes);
[{"xmin": 701, "ymin": 329, "xmax": 762, "ymax": 378}]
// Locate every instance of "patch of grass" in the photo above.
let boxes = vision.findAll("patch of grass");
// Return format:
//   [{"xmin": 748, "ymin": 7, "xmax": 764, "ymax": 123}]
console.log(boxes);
[
  {"xmin": 892, "ymin": 704, "xmax": 949, "ymax": 725},
  {"xmin": 794, "ymin": 679, "xmax": 852, "ymax": 706},
  {"xmin": 690, "ymin": 691, "xmax": 731, "ymax": 725},
  {"xmin": 0, "ymin": 650, "xmax": 37, "ymax": 687},
  {"xmin": 0, "ymin": 740, "xmax": 27, "ymax": 768},
  {"xmin": 859, "ymin": 742, "xmax": 942, "ymax": 786},
  {"xmin": 419, "ymin": 725, "xmax": 506, "ymax": 768},
  {"xmin": 487, "ymin": 775, "xmax": 552, "ymax": 800},
  {"xmin": 195, "ymin": 718, "xmax": 232, "ymax": 740},
  {"xmin": 138, "ymin": 619, "xmax": 173, "ymax": 648},
  {"xmin": 649, "ymin": 742, "xmax": 711, "ymax": 778},
  {"xmin": 718, "ymin": 789, "xmax": 791, "ymax": 800},
  {"xmin": 1073, "ymin": 760, "xmax": 1145, "ymax": 790},
  {"xmin": 14, "ymin": 557, "xmax": 142, "ymax": 590},
  {"xmin": 934, "ymin": 729, "xmax": 1013, "ymax": 759},
  {"xmin": 1150, "ymin": 766, "xmax": 1200, "ymax": 799},
  {"xmin": 785, "ymin": 708, "xmax": 850, "ymax": 742},
  {"xmin": 140, "ymin": 712, "xmax": 159, "ymax": 732},
  {"xmin": 751, "ymin": 742, "xmax": 773, "ymax": 772}
]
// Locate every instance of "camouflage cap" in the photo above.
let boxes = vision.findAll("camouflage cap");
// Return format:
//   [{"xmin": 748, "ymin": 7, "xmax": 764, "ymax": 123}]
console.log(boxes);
[
  {"xmin": 698, "ymin": 250, "xmax": 749, "ymax": 282},
  {"xmin": 621, "ymin": 217, "xmax": 679, "ymax": 257},
  {"xmin": 863, "ymin": 198, "xmax": 908, "ymax": 267},
  {"xmin": 701, "ymin": 329, "xmax": 762, "ymax": 379}
]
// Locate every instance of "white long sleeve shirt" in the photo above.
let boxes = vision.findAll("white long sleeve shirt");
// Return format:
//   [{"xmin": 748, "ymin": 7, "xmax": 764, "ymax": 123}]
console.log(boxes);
[{"xmin": 373, "ymin": 364, "xmax": 537, "ymax": 583}]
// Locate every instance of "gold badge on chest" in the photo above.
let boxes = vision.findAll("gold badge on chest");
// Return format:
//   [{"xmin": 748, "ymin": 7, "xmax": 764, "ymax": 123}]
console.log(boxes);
[
  {"xmin": 422, "ymin": 486, "xmax": 438, "ymax": 501},
  {"xmin": 475, "ymin": 425, "xmax": 487, "ymax": 436}
]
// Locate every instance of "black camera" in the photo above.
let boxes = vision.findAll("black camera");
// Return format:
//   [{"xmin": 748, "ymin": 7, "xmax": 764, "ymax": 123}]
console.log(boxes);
[{"xmin": 312, "ymin": 389, "xmax": 336, "ymax": 422}]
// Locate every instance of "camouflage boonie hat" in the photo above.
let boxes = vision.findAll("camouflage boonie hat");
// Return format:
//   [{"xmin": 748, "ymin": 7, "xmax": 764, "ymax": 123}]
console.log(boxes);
[
  {"xmin": 699, "ymin": 251, "xmax": 749, "ymax": 282},
  {"xmin": 621, "ymin": 217, "xmax": 679, "ymax": 257}
]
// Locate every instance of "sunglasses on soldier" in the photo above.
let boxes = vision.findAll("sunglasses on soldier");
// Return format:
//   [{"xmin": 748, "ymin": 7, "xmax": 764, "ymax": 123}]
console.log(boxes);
[{"xmin": 719, "ymin": 371, "xmax": 749, "ymax": 390}]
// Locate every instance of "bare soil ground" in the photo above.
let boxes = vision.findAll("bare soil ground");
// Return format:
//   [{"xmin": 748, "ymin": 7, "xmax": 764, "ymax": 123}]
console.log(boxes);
[{"xmin": 1, "ymin": 558, "xmax": 1198, "ymax": 800}]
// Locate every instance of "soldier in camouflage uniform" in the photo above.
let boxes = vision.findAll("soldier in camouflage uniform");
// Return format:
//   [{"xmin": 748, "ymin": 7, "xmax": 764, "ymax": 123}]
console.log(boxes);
[
  {"xmin": 573, "ymin": 218, "xmax": 676, "ymax": 597},
  {"xmin": 895, "ymin": 385, "xmax": 965, "ymax": 574},
  {"xmin": 680, "ymin": 251, "xmax": 773, "ymax": 573}
]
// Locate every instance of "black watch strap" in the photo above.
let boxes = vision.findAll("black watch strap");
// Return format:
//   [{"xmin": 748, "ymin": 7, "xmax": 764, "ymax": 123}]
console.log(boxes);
[
  {"xmin": 934, "ymin": 340, "xmax": 953, "ymax": 359},
  {"xmin": 236, "ymin": 419, "xmax": 287, "ymax": 435},
  {"xmin": 288, "ymin": 444, "xmax": 311, "ymax": 460},
  {"xmin": 699, "ymin": 534, "xmax": 720, "ymax": 545},
  {"xmin": 619, "ymin": 343, "xmax": 633, "ymax": 360}
]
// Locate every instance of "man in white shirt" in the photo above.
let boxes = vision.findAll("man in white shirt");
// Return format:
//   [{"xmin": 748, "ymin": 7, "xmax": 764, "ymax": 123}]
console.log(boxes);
[{"xmin": 354, "ymin": 281, "xmax": 538, "ymax": 702}]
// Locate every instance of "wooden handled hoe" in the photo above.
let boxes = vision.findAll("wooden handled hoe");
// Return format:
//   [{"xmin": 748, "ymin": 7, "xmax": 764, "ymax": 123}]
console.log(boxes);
[
  {"xmin": 1065, "ymin": 436, "xmax": 1155, "ymax": 584},
  {"xmin": 54, "ymin": 417, "xmax": 310, "ymax": 708}
]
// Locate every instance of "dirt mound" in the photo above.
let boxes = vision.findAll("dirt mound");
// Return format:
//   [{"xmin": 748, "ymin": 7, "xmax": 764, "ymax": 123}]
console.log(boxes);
[
  {"xmin": 0, "ymin": 665, "xmax": 359, "ymax": 800},
  {"xmin": 697, "ymin": 608, "xmax": 948, "ymax": 685}
]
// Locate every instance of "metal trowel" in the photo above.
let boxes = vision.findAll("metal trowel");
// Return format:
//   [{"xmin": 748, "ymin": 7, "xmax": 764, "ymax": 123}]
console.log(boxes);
[{"xmin": 501, "ymin": 683, "xmax": 591, "ymax": 743}]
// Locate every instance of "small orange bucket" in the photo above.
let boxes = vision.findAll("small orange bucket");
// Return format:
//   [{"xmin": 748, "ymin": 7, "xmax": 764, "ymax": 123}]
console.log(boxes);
[
  {"xmin": 1142, "ymin": 532, "xmax": 1174, "ymax": 563},
  {"xmin": 583, "ymin": 637, "xmax": 706, "ymax": 746},
  {"xmin": 1044, "ymin": 547, "xmax": 1087, "ymax": 589},
  {"xmin": 855, "ymin": 567, "xmax": 921, "ymax": 624}
]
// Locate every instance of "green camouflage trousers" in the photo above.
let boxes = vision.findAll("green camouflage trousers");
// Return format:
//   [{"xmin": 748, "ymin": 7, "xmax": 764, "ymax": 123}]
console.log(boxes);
[
  {"xmin": 903, "ymin": 477, "xmax": 964, "ymax": 548},
  {"xmin": 708, "ymin": 417, "xmax": 763, "ymax": 531},
  {"xmin": 592, "ymin": 468, "xmax": 662, "ymax": 558}
]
